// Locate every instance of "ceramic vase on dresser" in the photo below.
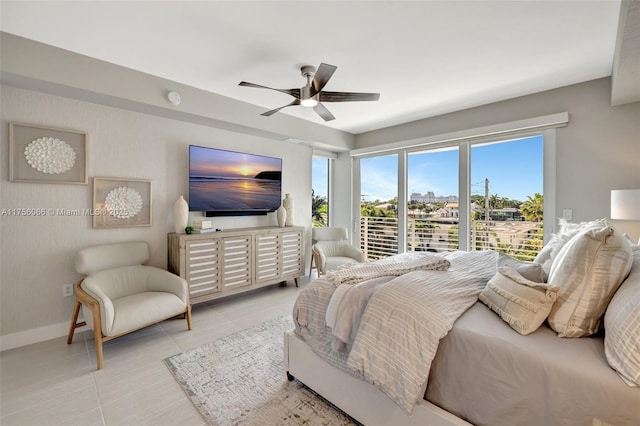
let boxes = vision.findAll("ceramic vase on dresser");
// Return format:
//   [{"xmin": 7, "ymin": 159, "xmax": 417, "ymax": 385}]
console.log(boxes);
[
  {"xmin": 276, "ymin": 204, "xmax": 286, "ymax": 228},
  {"xmin": 283, "ymin": 193, "xmax": 294, "ymax": 226},
  {"xmin": 174, "ymin": 195, "xmax": 189, "ymax": 233}
]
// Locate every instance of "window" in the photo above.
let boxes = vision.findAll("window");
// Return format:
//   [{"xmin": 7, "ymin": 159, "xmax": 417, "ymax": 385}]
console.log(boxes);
[
  {"xmin": 469, "ymin": 136, "xmax": 544, "ymax": 260},
  {"xmin": 357, "ymin": 134, "xmax": 547, "ymax": 261},
  {"xmin": 360, "ymin": 154, "xmax": 398, "ymax": 260},
  {"xmin": 312, "ymin": 157, "xmax": 330, "ymax": 227},
  {"xmin": 407, "ymin": 147, "xmax": 459, "ymax": 253}
]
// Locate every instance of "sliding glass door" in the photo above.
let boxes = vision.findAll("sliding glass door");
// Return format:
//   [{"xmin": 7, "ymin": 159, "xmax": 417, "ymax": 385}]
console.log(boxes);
[
  {"xmin": 407, "ymin": 147, "xmax": 459, "ymax": 253},
  {"xmin": 356, "ymin": 134, "xmax": 545, "ymax": 261},
  {"xmin": 470, "ymin": 135, "xmax": 544, "ymax": 260},
  {"xmin": 360, "ymin": 154, "xmax": 398, "ymax": 260}
]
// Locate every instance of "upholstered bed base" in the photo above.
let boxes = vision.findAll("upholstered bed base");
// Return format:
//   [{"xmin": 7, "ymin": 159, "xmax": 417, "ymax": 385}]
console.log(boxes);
[{"xmin": 284, "ymin": 330, "xmax": 469, "ymax": 426}]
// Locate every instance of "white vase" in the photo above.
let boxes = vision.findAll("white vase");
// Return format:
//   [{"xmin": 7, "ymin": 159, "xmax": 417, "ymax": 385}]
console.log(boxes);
[
  {"xmin": 174, "ymin": 196, "xmax": 189, "ymax": 233},
  {"xmin": 276, "ymin": 204, "xmax": 286, "ymax": 228},
  {"xmin": 283, "ymin": 193, "xmax": 294, "ymax": 226}
]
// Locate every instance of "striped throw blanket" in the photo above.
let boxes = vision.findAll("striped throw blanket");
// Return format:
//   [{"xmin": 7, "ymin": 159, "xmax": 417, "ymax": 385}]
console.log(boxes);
[
  {"xmin": 347, "ymin": 250, "xmax": 498, "ymax": 414},
  {"xmin": 325, "ymin": 251, "xmax": 451, "ymax": 287}
]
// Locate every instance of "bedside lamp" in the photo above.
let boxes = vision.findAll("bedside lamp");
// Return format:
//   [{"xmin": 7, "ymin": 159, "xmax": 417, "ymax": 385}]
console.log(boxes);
[{"xmin": 611, "ymin": 189, "xmax": 640, "ymax": 244}]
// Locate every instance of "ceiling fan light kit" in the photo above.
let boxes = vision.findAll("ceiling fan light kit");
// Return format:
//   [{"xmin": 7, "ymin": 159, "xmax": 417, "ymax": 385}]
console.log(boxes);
[{"xmin": 239, "ymin": 63, "xmax": 380, "ymax": 121}]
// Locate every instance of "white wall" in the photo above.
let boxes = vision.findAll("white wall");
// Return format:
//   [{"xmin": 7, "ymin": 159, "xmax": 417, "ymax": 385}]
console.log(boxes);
[
  {"xmin": 330, "ymin": 152, "xmax": 356, "ymax": 239},
  {"xmin": 0, "ymin": 86, "xmax": 312, "ymax": 347}
]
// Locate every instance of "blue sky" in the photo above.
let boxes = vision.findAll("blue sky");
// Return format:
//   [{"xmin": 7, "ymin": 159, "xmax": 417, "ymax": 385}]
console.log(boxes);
[
  {"xmin": 190, "ymin": 145, "xmax": 281, "ymax": 178},
  {"xmin": 344, "ymin": 135, "xmax": 543, "ymax": 203},
  {"xmin": 312, "ymin": 157, "xmax": 330, "ymax": 198}
]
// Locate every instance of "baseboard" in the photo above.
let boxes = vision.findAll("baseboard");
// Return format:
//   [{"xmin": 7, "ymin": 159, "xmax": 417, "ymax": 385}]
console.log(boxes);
[{"xmin": 0, "ymin": 320, "xmax": 89, "ymax": 352}]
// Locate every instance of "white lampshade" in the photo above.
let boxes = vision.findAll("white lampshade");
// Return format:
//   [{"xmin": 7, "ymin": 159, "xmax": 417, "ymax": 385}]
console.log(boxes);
[{"xmin": 611, "ymin": 189, "xmax": 640, "ymax": 220}]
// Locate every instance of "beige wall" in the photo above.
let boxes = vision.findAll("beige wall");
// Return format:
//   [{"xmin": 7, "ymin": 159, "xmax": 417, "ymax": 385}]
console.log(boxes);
[
  {"xmin": 0, "ymin": 86, "xmax": 313, "ymax": 346},
  {"xmin": 344, "ymin": 78, "xmax": 640, "ymax": 226}
]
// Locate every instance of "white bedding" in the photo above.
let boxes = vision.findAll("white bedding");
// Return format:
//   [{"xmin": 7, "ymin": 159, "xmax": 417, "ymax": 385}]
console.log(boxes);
[
  {"xmin": 292, "ymin": 250, "xmax": 640, "ymax": 424},
  {"xmin": 325, "ymin": 251, "xmax": 451, "ymax": 286},
  {"xmin": 427, "ymin": 302, "xmax": 640, "ymax": 425},
  {"xmin": 294, "ymin": 250, "xmax": 498, "ymax": 414},
  {"xmin": 347, "ymin": 250, "xmax": 497, "ymax": 413}
]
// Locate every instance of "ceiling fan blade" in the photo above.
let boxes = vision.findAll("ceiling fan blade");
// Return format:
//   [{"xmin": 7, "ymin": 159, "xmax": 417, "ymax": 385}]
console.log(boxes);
[
  {"xmin": 311, "ymin": 63, "xmax": 337, "ymax": 95},
  {"xmin": 261, "ymin": 99, "xmax": 301, "ymax": 117},
  {"xmin": 313, "ymin": 102, "xmax": 335, "ymax": 121},
  {"xmin": 239, "ymin": 81, "xmax": 300, "ymax": 99},
  {"xmin": 319, "ymin": 91, "xmax": 380, "ymax": 102}
]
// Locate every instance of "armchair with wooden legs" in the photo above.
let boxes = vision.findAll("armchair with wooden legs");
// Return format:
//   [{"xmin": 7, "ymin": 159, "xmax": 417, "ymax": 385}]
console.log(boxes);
[{"xmin": 67, "ymin": 241, "xmax": 191, "ymax": 369}]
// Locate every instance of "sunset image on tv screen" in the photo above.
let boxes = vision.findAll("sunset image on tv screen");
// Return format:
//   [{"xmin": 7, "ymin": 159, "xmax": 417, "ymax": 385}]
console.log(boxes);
[{"xmin": 189, "ymin": 145, "xmax": 282, "ymax": 212}]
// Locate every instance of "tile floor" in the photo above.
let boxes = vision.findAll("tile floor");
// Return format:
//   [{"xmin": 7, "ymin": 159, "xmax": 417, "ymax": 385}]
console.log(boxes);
[{"xmin": 0, "ymin": 277, "xmax": 313, "ymax": 426}]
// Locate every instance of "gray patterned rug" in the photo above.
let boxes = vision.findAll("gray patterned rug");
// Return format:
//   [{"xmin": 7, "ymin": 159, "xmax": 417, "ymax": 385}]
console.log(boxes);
[{"xmin": 164, "ymin": 315, "xmax": 358, "ymax": 425}]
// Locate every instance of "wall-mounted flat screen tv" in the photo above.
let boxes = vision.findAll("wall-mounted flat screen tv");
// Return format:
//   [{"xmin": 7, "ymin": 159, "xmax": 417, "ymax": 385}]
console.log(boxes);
[{"xmin": 189, "ymin": 145, "xmax": 282, "ymax": 216}]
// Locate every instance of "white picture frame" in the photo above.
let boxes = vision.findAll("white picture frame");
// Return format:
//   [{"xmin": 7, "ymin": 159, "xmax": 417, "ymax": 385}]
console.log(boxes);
[
  {"xmin": 9, "ymin": 122, "xmax": 88, "ymax": 184},
  {"xmin": 92, "ymin": 177, "xmax": 152, "ymax": 228}
]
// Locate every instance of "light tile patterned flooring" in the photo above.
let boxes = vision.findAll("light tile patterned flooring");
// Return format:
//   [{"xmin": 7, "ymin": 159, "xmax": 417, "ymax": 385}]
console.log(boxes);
[{"xmin": 0, "ymin": 277, "xmax": 313, "ymax": 426}]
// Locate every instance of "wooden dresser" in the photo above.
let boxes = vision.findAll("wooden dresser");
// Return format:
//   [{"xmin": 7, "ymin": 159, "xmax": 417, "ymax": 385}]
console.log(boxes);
[{"xmin": 168, "ymin": 226, "xmax": 304, "ymax": 304}]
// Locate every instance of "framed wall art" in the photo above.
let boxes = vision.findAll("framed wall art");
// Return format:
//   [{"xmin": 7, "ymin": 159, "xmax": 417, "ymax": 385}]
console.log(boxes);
[
  {"xmin": 9, "ymin": 122, "xmax": 88, "ymax": 184},
  {"xmin": 93, "ymin": 177, "xmax": 152, "ymax": 228}
]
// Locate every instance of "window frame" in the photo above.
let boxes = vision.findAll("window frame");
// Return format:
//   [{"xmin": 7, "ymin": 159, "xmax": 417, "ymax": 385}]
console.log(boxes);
[
  {"xmin": 312, "ymin": 152, "xmax": 335, "ymax": 227},
  {"xmin": 351, "ymin": 114, "xmax": 564, "ymax": 253}
]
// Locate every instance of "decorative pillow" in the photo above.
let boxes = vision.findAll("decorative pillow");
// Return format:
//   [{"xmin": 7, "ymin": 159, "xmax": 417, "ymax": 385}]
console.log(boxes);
[
  {"xmin": 604, "ymin": 248, "xmax": 640, "ymax": 386},
  {"xmin": 497, "ymin": 253, "xmax": 545, "ymax": 283},
  {"xmin": 479, "ymin": 266, "xmax": 560, "ymax": 335},
  {"xmin": 548, "ymin": 226, "xmax": 633, "ymax": 337},
  {"xmin": 534, "ymin": 218, "xmax": 608, "ymax": 279}
]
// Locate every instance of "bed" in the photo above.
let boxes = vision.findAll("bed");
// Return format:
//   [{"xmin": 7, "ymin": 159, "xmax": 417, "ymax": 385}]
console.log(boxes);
[{"xmin": 284, "ymin": 222, "xmax": 640, "ymax": 425}]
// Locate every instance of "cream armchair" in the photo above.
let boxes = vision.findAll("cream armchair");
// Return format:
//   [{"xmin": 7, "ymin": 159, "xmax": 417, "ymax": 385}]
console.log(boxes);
[
  {"xmin": 311, "ymin": 227, "xmax": 364, "ymax": 275},
  {"xmin": 67, "ymin": 241, "xmax": 191, "ymax": 369}
]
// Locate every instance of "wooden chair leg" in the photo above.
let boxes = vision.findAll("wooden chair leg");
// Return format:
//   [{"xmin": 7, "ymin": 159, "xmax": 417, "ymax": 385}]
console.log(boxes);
[
  {"xmin": 67, "ymin": 301, "xmax": 82, "ymax": 344},
  {"xmin": 294, "ymin": 277, "xmax": 299, "ymax": 287},
  {"xmin": 185, "ymin": 305, "xmax": 192, "ymax": 331},
  {"xmin": 91, "ymin": 304, "xmax": 104, "ymax": 370}
]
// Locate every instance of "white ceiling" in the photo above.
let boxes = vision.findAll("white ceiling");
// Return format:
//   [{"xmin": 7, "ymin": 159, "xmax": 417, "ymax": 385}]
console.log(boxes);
[{"xmin": 0, "ymin": 1, "xmax": 623, "ymax": 134}]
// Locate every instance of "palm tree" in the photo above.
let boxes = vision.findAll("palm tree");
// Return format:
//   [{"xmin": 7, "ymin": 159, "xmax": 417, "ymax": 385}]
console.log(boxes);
[
  {"xmin": 490, "ymin": 194, "xmax": 500, "ymax": 210},
  {"xmin": 312, "ymin": 190, "xmax": 327, "ymax": 226},
  {"xmin": 520, "ymin": 193, "xmax": 544, "ymax": 222}
]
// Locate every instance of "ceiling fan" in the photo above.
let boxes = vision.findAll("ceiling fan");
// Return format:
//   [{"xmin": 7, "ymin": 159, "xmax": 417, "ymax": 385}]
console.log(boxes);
[{"xmin": 239, "ymin": 63, "xmax": 380, "ymax": 121}]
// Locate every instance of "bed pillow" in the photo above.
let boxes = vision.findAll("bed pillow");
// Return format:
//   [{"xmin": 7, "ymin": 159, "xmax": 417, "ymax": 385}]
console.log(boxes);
[
  {"xmin": 479, "ymin": 266, "xmax": 560, "ymax": 335},
  {"xmin": 534, "ymin": 218, "xmax": 608, "ymax": 279},
  {"xmin": 548, "ymin": 226, "xmax": 633, "ymax": 338},
  {"xmin": 497, "ymin": 253, "xmax": 545, "ymax": 283},
  {"xmin": 604, "ymin": 247, "xmax": 640, "ymax": 386}
]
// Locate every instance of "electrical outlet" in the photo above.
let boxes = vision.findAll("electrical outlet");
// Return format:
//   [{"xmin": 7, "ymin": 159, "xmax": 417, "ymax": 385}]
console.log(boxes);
[
  {"xmin": 562, "ymin": 209, "xmax": 573, "ymax": 220},
  {"xmin": 62, "ymin": 284, "xmax": 74, "ymax": 297}
]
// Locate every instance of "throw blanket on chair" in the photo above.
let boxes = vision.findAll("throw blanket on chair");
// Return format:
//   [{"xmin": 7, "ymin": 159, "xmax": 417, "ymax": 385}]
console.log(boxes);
[
  {"xmin": 325, "ymin": 252, "xmax": 451, "ymax": 287},
  {"xmin": 346, "ymin": 250, "xmax": 498, "ymax": 414}
]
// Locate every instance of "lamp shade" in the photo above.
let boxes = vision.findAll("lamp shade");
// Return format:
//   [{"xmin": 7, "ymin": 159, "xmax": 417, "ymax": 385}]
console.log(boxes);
[{"xmin": 611, "ymin": 189, "xmax": 640, "ymax": 220}]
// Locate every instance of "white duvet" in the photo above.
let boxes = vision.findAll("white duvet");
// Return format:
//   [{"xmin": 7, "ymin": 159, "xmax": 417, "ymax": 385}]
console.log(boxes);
[{"xmin": 337, "ymin": 250, "xmax": 498, "ymax": 414}]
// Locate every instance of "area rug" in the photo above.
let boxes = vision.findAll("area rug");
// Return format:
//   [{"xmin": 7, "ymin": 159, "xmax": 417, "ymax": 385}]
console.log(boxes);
[{"xmin": 164, "ymin": 315, "xmax": 359, "ymax": 425}]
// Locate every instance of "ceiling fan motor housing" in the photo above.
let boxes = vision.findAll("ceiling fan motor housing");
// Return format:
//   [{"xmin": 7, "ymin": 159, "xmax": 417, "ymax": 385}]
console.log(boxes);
[
  {"xmin": 300, "ymin": 65, "xmax": 316, "ymax": 78},
  {"xmin": 300, "ymin": 86, "xmax": 315, "ymax": 102}
]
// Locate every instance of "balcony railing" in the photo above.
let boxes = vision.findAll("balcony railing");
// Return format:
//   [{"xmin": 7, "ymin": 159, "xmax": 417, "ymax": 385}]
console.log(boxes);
[{"xmin": 361, "ymin": 216, "xmax": 543, "ymax": 262}]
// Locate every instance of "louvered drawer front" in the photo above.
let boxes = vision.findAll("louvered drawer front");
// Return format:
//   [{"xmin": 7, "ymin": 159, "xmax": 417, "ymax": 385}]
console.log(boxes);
[
  {"xmin": 281, "ymin": 231, "xmax": 303, "ymax": 275},
  {"xmin": 169, "ymin": 227, "xmax": 303, "ymax": 305},
  {"xmin": 255, "ymin": 234, "xmax": 280, "ymax": 282},
  {"xmin": 186, "ymin": 240, "xmax": 221, "ymax": 297},
  {"xmin": 222, "ymin": 237, "xmax": 252, "ymax": 289}
]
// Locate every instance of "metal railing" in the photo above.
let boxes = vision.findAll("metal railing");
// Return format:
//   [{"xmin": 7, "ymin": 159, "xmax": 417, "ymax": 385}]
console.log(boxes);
[{"xmin": 361, "ymin": 216, "xmax": 543, "ymax": 262}]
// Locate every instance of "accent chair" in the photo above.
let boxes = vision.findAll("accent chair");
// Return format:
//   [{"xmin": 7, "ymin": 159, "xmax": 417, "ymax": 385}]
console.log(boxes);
[
  {"xmin": 67, "ymin": 241, "xmax": 191, "ymax": 369},
  {"xmin": 311, "ymin": 227, "xmax": 364, "ymax": 275}
]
